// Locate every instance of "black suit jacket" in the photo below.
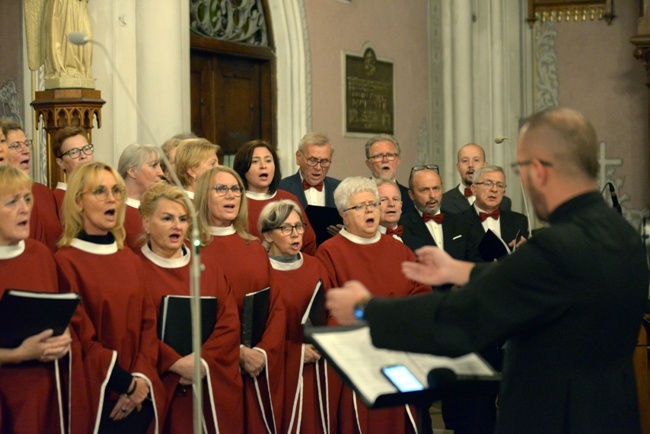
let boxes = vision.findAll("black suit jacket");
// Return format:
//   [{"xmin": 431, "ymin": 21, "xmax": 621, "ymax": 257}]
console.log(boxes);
[
  {"xmin": 442, "ymin": 185, "xmax": 512, "ymax": 214},
  {"xmin": 399, "ymin": 209, "xmax": 470, "ymax": 261},
  {"xmin": 279, "ymin": 171, "xmax": 340, "ymax": 208},
  {"xmin": 396, "ymin": 182, "xmax": 415, "ymax": 215},
  {"xmin": 461, "ymin": 206, "xmax": 529, "ymax": 262},
  {"xmin": 364, "ymin": 192, "xmax": 648, "ymax": 433}
]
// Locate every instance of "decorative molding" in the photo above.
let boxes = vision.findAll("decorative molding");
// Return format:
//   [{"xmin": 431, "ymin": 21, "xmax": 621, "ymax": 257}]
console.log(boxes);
[
  {"xmin": 428, "ymin": 0, "xmax": 444, "ymax": 169},
  {"xmin": 189, "ymin": 0, "xmax": 269, "ymax": 46},
  {"xmin": 527, "ymin": 0, "xmax": 615, "ymax": 26},
  {"xmin": 415, "ymin": 119, "xmax": 432, "ymax": 165},
  {"xmin": 534, "ymin": 21, "xmax": 559, "ymax": 112},
  {"xmin": 0, "ymin": 80, "xmax": 23, "ymax": 126}
]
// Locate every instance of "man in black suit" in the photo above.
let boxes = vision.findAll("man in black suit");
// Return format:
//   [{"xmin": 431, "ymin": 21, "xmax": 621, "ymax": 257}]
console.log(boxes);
[
  {"xmin": 399, "ymin": 165, "xmax": 469, "ymax": 262},
  {"xmin": 442, "ymin": 142, "xmax": 512, "ymax": 213},
  {"xmin": 462, "ymin": 165, "xmax": 529, "ymax": 261},
  {"xmin": 364, "ymin": 134, "xmax": 414, "ymax": 213},
  {"xmin": 279, "ymin": 132, "xmax": 340, "ymax": 208},
  {"xmin": 327, "ymin": 107, "xmax": 648, "ymax": 434}
]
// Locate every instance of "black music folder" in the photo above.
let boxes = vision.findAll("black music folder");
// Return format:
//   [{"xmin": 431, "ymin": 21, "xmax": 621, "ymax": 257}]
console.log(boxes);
[
  {"xmin": 159, "ymin": 295, "xmax": 218, "ymax": 356},
  {"xmin": 241, "ymin": 287, "xmax": 270, "ymax": 348},
  {"xmin": 305, "ymin": 206, "xmax": 342, "ymax": 245},
  {"xmin": 301, "ymin": 280, "xmax": 326, "ymax": 329},
  {"xmin": 478, "ymin": 229, "xmax": 511, "ymax": 262},
  {"xmin": 0, "ymin": 289, "xmax": 81, "ymax": 349},
  {"xmin": 305, "ymin": 325, "xmax": 499, "ymax": 409}
]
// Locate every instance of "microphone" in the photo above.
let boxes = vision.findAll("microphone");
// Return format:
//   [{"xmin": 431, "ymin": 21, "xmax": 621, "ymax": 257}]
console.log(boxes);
[
  {"xmin": 608, "ymin": 182, "xmax": 622, "ymax": 215},
  {"xmin": 494, "ymin": 135, "xmax": 532, "ymax": 234},
  {"xmin": 68, "ymin": 32, "xmax": 204, "ymax": 433}
]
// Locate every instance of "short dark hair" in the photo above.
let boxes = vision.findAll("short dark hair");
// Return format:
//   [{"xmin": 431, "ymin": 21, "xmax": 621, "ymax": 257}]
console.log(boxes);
[
  {"xmin": 233, "ymin": 140, "xmax": 282, "ymax": 194},
  {"xmin": 52, "ymin": 126, "xmax": 89, "ymax": 157}
]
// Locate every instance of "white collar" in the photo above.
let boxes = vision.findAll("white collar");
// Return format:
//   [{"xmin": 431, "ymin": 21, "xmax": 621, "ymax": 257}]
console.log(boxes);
[
  {"xmin": 246, "ymin": 190, "xmax": 276, "ymax": 200},
  {"xmin": 269, "ymin": 253, "xmax": 304, "ymax": 271},
  {"xmin": 0, "ymin": 240, "xmax": 26, "ymax": 259},
  {"xmin": 339, "ymin": 227, "xmax": 381, "ymax": 245},
  {"xmin": 70, "ymin": 238, "xmax": 118, "ymax": 255},
  {"xmin": 209, "ymin": 225, "xmax": 236, "ymax": 236},
  {"xmin": 126, "ymin": 197, "xmax": 140, "ymax": 209},
  {"xmin": 56, "ymin": 182, "xmax": 67, "ymax": 191},
  {"xmin": 141, "ymin": 242, "xmax": 190, "ymax": 268}
]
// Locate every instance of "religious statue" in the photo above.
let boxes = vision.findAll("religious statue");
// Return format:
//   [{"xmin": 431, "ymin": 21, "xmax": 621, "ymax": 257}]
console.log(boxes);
[{"xmin": 24, "ymin": 0, "xmax": 95, "ymax": 89}]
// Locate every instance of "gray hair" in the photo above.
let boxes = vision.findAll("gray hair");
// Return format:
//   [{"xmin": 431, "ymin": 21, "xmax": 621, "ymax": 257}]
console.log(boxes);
[
  {"xmin": 298, "ymin": 132, "xmax": 334, "ymax": 154},
  {"xmin": 257, "ymin": 200, "xmax": 303, "ymax": 248},
  {"xmin": 334, "ymin": 176, "xmax": 379, "ymax": 213},
  {"xmin": 117, "ymin": 143, "xmax": 161, "ymax": 179},
  {"xmin": 375, "ymin": 178, "xmax": 402, "ymax": 198},
  {"xmin": 473, "ymin": 165, "xmax": 505, "ymax": 184},
  {"xmin": 364, "ymin": 134, "xmax": 401, "ymax": 159}
]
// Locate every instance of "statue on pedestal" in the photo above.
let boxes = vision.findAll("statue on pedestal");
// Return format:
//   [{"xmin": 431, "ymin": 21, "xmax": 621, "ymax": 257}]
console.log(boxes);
[{"xmin": 24, "ymin": 0, "xmax": 95, "ymax": 89}]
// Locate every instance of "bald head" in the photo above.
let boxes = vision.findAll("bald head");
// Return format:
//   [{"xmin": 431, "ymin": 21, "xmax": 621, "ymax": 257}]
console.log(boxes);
[
  {"xmin": 519, "ymin": 107, "xmax": 598, "ymax": 182},
  {"xmin": 456, "ymin": 143, "xmax": 487, "ymax": 186}
]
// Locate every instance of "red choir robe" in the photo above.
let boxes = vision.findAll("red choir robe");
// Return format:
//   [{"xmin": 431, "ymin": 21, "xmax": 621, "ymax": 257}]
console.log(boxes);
[
  {"xmin": 269, "ymin": 253, "xmax": 331, "ymax": 434},
  {"xmin": 0, "ymin": 239, "xmax": 84, "ymax": 434},
  {"xmin": 138, "ymin": 243, "xmax": 244, "ymax": 434},
  {"xmin": 55, "ymin": 240, "xmax": 166, "ymax": 434},
  {"xmin": 315, "ymin": 230, "xmax": 431, "ymax": 434},
  {"xmin": 245, "ymin": 190, "xmax": 318, "ymax": 255},
  {"xmin": 53, "ymin": 182, "xmax": 66, "ymax": 215},
  {"xmin": 124, "ymin": 199, "xmax": 145, "ymax": 251},
  {"xmin": 31, "ymin": 182, "xmax": 62, "ymax": 252},
  {"xmin": 201, "ymin": 226, "xmax": 285, "ymax": 434}
]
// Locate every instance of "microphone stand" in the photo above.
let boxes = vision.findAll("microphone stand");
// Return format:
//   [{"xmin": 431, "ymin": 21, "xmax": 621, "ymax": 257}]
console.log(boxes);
[{"xmin": 69, "ymin": 32, "xmax": 204, "ymax": 434}]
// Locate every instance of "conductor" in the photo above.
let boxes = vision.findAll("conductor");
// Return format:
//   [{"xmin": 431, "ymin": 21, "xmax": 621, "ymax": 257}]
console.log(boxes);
[{"xmin": 326, "ymin": 107, "xmax": 649, "ymax": 433}]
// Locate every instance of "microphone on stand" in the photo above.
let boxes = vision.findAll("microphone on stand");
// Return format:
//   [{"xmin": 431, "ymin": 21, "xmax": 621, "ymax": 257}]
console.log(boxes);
[
  {"xmin": 607, "ymin": 182, "xmax": 623, "ymax": 215},
  {"xmin": 494, "ymin": 135, "xmax": 533, "ymax": 235},
  {"xmin": 69, "ymin": 31, "xmax": 204, "ymax": 434}
]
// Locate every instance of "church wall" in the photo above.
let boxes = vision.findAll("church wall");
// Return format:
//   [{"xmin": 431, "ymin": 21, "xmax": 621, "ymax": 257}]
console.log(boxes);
[
  {"xmin": 303, "ymin": 0, "xmax": 430, "ymax": 185},
  {"xmin": 553, "ymin": 3, "xmax": 649, "ymax": 222}
]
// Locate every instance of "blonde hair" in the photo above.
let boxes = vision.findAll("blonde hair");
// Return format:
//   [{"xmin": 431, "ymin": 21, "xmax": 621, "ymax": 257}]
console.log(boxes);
[
  {"xmin": 58, "ymin": 162, "xmax": 127, "ymax": 249},
  {"xmin": 139, "ymin": 182, "xmax": 191, "ymax": 246},
  {"xmin": 0, "ymin": 165, "xmax": 32, "ymax": 197},
  {"xmin": 174, "ymin": 138, "xmax": 220, "ymax": 188},
  {"xmin": 193, "ymin": 166, "xmax": 256, "ymax": 245}
]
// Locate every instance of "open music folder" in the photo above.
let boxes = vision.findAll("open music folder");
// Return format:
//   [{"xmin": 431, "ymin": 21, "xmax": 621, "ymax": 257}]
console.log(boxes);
[{"xmin": 305, "ymin": 325, "xmax": 499, "ymax": 408}]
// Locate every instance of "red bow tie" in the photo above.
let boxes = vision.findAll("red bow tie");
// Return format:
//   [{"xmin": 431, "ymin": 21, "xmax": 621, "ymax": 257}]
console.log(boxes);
[
  {"xmin": 303, "ymin": 179, "xmax": 323, "ymax": 192},
  {"xmin": 479, "ymin": 209, "xmax": 500, "ymax": 222},
  {"xmin": 423, "ymin": 213, "xmax": 444, "ymax": 224},
  {"xmin": 463, "ymin": 187, "xmax": 473, "ymax": 198},
  {"xmin": 385, "ymin": 225, "xmax": 404, "ymax": 237}
]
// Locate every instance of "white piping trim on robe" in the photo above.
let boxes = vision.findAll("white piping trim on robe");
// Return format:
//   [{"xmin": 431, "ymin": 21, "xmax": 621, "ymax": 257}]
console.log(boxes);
[
  {"xmin": 54, "ymin": 358, "xmax": 64, "ymax": 434},
  {"xmin": 252, "ymin": 347, "xmax": 277, "ymax": 434},
  {"xmin": 315, "ymin": 359, "xmax": 329, "ymax": 434},
  {"xmin": 201, "ymin": 357, "xmax": 220, "ymax": 434},
  {"xmin": 67, "ymin": 347, "xmax": 73, "ymax": 434},
  {"xmin": 92, "ymin": 351, "xmax": 118, "ymax": 434},
  {"xmin": 286, "ymin": 344, "xmax": 306, "ymax": 433}
]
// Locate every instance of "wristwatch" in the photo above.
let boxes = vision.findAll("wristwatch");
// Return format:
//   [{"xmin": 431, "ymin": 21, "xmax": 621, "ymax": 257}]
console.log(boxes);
[{"xmin": 353, "ymin": 295, "xmax": 372, "ymax": 321}]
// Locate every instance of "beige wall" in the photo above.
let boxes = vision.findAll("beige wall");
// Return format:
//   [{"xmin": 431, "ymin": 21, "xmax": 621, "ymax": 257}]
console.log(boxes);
[
  {"xmin": 555, "ymin": 4, "xmax": 650, "ymax": 213},
  {"xmin": 303, "ymin": 0, "xmax": 429, "ymax": 185}
]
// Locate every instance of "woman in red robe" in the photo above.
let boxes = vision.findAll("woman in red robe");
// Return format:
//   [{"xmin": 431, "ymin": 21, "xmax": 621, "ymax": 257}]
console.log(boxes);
[
  {"xmin": 138, "ymin": 181, "xmax": 244, "ymax": 433},
  {"xmin": 55, "ymin": 162, "xmax": 165, "ymax": 434},
  {"xmin": 0, "ymin": 165, "xmax": 74, "ymax": 434},
  {"xmin": 233, "ymin": 140, "xmax": 318, "ymax": 255},
  {"xmin": 258, "ymin": 199, "xmax": 331, "ymax": 434},
  {"xmin": 117, "ymin": 144, "xmax": 165, "ymax": 250},
  {"xmin": 194, "ymin": 166, "xmax": 285, "ymax": 434},
  {"xmin": 315, "ymin": 176, "xmax": 430, "ymax": 434}
]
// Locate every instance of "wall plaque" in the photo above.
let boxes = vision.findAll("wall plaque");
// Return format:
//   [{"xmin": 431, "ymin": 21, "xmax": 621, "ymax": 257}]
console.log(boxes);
[{"xmin": 345, "ymin": 47, "xmax": 394, "ymax": 135}]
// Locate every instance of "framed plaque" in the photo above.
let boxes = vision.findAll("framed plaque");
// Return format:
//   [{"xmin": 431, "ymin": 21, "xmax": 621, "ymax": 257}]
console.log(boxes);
[{"xmin": 344, "ymin": 47, "xmax": 394, "ymax": 136}]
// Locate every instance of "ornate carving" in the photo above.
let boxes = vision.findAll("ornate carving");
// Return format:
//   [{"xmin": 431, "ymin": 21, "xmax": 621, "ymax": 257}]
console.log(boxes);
[
  {"xmin": 190, "ymin": 0, "xmax": 268, "ymax": 46},
  {"xmin": 527, "ymin": 1, "xmax": 615, "ymax": 26},
  {"xmin": 534, "ymin": 22, "xmax": 559, "ymax": 112},
  {"xmin": 0, "ymin": 81, "xmax": 24, "ymax": 126}
]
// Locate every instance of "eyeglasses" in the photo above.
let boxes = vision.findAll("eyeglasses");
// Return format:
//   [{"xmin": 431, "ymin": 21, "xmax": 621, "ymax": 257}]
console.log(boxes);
[
  {"xmin": 305, "ymin": 157, "xmax": 332, "ymax": 168},
  {"xmin": 510, "ymin": 159, "xmax": 553, "ymax": 176},
  {"xmin": 87, "ymin": 185, "xmax": 125, "ymax": 202},
  {"xmin": 343, "ymin": 201, "xmax": 380, "ymax": 213},
  {"xmin": 274, "ymin": 223, "xmax": 307, "ymax": 236},
  {"xmin": 212, "ymin": 184, "xmax": 243, "ymax": 197},
  {"xmin": 60, "ymin": 144, "xmax": 94, "ymax": 159},
  {"xmin": 368, "ymin": 152, "xmax": 399, "ymax": 162},
  {"xmin": 474, "ymin": 180, "xmax": 507, "ymax": 190},
  {"xmin": 410, "ymin": 164, "xmax": 439, "ymax": 176},
  {"xmin": 8, "ymin": 140, "xmax": 32, "ymax": 153}
]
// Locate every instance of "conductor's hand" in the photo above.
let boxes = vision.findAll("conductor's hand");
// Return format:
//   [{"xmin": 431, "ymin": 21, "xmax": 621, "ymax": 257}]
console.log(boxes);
[
  {"xmin": 303, "ymin": 344, "xmax": 321, "ymax": 364},
  {"xmin": 326, "ymin": 224, "xmax": 344, "ymax": 237},
  {"xmin": 326, "ymin": 280, "xmax": 371, "ymax": 325},
  {"xmin": 508, "ymin": 236, "xmax": 527, "ymax": 250},
  {"xmin": 402, "ymin": 246, "xmax": 474, "ymax": 286},
  {"xmin": 240, "ymin": 346, "xmax": 265, "ymax": 378}
]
